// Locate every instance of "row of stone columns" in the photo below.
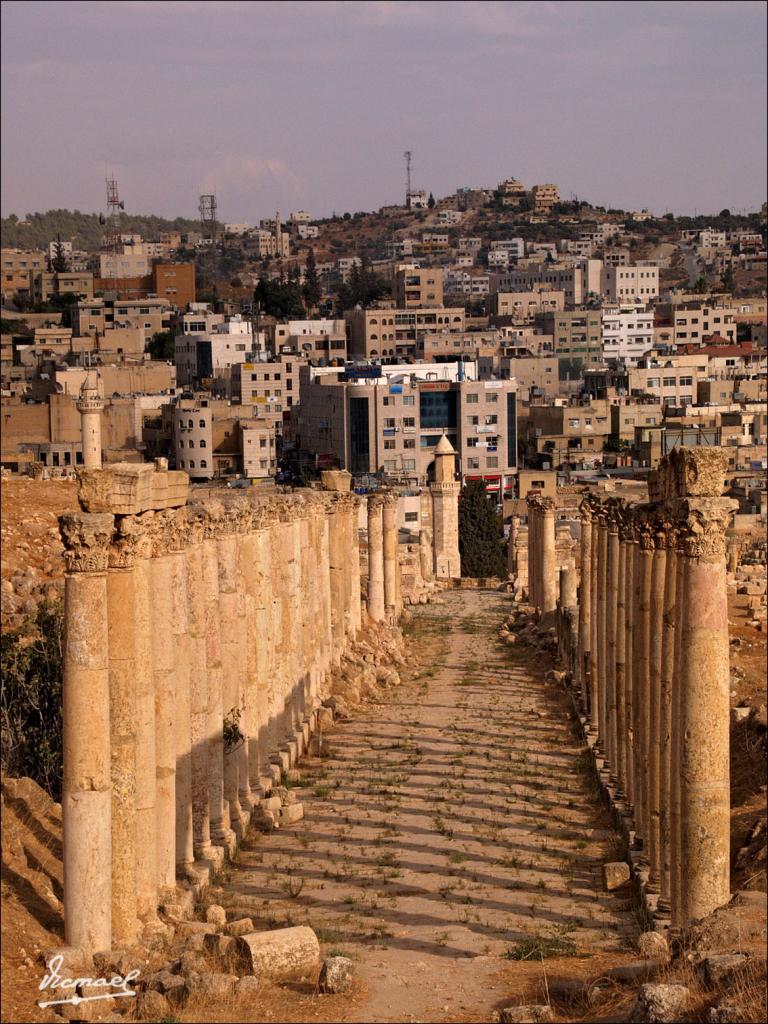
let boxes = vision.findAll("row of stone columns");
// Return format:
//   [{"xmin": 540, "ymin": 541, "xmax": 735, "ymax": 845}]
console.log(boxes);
[
  {"xmin": 60, "ymin": 488, "xmax": 362, "ymax": 955},
  {"xmin": 566, "ymin": 448, "xmax": 735, "ymax": 928}
]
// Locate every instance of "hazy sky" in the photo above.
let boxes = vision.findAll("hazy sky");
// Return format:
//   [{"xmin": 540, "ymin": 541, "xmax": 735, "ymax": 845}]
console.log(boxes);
[{"xmin": 2, "ymin": 1, "xmax": 766, "ymax": 222}]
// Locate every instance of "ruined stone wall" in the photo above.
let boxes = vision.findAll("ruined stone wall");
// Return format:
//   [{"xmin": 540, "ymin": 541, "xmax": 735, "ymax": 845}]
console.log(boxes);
[
  {"xmin": 546, "ymin": 447, "xmax": 736, "ymax": 932},
  {"xmin": 59, "ymin": 465, "xmax": 368, "ymax": 954}
]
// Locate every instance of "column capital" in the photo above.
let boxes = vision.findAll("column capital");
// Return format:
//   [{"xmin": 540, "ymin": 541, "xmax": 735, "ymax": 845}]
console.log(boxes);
[
  {"xmin": 368, "ymin": 493, "xmax": 386, "ymax": 511},
  {"xmin": 59, "ymin": 512, "xmax": 114, "ymax": 573},
  {"xmin": 675, "ymin": 498, "xmax": 738, "ymax": 561},
  {"xmin": 382, "ymin": 492, "xmax": 398, "ymax": 509},
  {"xmin": 109, "ymin": 511, "xmax": 154, "ymax": 569},
  {"xmin": 149, "ymin": 506, "xmax": 190, "ymax": 557}
]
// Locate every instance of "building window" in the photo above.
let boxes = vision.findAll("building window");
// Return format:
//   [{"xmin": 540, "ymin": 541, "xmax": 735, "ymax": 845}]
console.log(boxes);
[
  {"xmin": 466, "ymin": 393, "xmax": 479, "ymax": 404},
  {"xmin": 199, "ymin": 440, "xmax": 206, "ymax": 448},
  {"xmin": 384, "ymin": 440, "xmax": 396, "ymax": 450},
  {"xmin": 403, "ymin": 438, "xmax": 415, "ymax": 449},
  {"xmin": 200, "ymin": 460, "xmax": 207, "ymax": 468},
  {"xmin": 403, "ymin": 395, "xmax": 415, "ymax": 405},
  {"xmin": 403, "ymin": 459, "xmax": 416, "ymax": 471},
  {"xmin": 199, "ymin": 419, "xmax": 205, "ymax": 427},
  {"xmin": 189, "ymin": 460, "xmax": 195, "ymax": 469},
  {"xmin": 487, "ymin": 457, "xmax": 498, "ymax": 468},
  {"xmin": 403, "ymin": 417, "xmax": 415, "ymax": 428},
  {"xmin": 384, "ymin": 418, "xmax": 395, "ymax": 428}
]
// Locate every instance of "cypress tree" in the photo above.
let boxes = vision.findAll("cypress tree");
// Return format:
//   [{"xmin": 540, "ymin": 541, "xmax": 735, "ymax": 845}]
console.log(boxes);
[{"xmin": 458, "ymin": 479, "xmax": 506, "ymax": 578}]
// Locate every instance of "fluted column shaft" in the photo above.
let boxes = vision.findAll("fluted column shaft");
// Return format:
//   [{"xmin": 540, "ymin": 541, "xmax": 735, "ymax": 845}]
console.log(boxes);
[
  {"xmin": 648, "ymin": 529, "xmax": 666, "ymax": 890},
  {"xmin": 606, "ymin": 521, "xmax": 620, "ymax": 777},
  {"xmin": 150, "ymin": 547, "xmax": 177, "ymax": 893},
  {"xmin": 678, "ymin": 499, "xmax": 735, "ymax": 925},
  {"xmin": 615, "ymin": 536, "xmax": 628, "ymax": 795},
  {"xmin": 186, "ymin": 544, "xmax": 213, "ymax": 860},
  {"xmin": 589, "ymin": 516, "xmax": 600, "ymax": 733},
  {"xmin": 659, "ymin": 534, "xmax": 677, "ymax": 910},
  {"xmin": 541, "ymin": 501, "xmax": 557, "ymax": 619},
  {"xmin": 383, "ymin": 495, "xmax": 398, "ymax": 615},
  {"xmin": 577, "ymin": 507, "xmax": 593, "ymax": 711},
  {"xmin": 367, "ymin": 496, "xmax": 385, "ymax": 622},
  {"xmin": 60, "ymin": 512, "xmax": 114, "ymax": 954},
  {"xmin": 170, "ymin": 548, "xmax": 194, "ymax": 872}
]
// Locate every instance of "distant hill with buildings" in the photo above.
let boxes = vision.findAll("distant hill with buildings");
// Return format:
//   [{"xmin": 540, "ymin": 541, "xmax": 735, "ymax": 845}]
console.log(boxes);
[{"xmin": 1, "ymin": 209, "xmax": 201, "ymax": 252}]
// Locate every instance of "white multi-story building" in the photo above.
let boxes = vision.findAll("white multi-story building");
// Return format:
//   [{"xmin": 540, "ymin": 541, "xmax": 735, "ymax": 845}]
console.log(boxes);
[
  {"xmin": 490, "ymin": 238, "xmax": 525, "ymax": 261},
  {"xmin": 601, "ymin": 265, "xmax": 659, "ymax": 303},
  {"xmin": 492, "ymin": 259, "xmax": 603, "ymax": 306},
  {"xmin": 435, "ymin": 209, "xmax": 463, "ymax": 226},
  {"xmin": 174, "ymin": 314, "xmax": 253, "ymax": 388},
  {"xmin": 601, "ymin": 306, "xmax": 655, "ymax": 365},
  {"xmin": 296, "ymin": 223, "xmax": 319, "ymax": 239},
  {"xmin": 224, "ymin": 223, "xmax": 250, "ymax": 236},
  {"xmin": 47, "ymin": 239, "xmax": 73, "ymax": 265}
]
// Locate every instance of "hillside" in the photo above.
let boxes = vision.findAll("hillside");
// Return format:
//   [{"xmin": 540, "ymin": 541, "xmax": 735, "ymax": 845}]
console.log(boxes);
[{"xmin": 0, "ymin": 209, "xmax": 201, "ymax": 252}]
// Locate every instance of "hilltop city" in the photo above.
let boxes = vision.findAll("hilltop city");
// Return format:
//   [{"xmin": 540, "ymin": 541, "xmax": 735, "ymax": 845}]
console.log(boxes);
[{"xmin": 1, "ymin": 173, "xmax": 766, "ymax": 504}]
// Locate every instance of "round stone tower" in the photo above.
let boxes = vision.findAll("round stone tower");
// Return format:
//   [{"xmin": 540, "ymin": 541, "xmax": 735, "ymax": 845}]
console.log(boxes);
[
  {"xmin": 76, "ymin": 373, "xmax": 105, "ymax": 469},
  {"xmin": 430, "ymin": 433, "xmax": 461, "ymax": 578}
]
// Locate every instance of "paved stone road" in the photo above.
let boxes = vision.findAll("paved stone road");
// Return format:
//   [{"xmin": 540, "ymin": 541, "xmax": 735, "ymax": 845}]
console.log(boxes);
[{"xmin": 218, "ymin": 589, "xmax": 636, "ymax": 1022}]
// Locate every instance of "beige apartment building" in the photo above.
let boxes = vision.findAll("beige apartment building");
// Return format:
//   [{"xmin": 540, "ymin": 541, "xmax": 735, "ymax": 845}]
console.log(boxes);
[
  {"xmin": 527, "ymin": 399, "xmax": 612, "ymax": 465},
  {"xmin": 242, "ymin": 420, "xmax": 277, "ymax": 479},
  {"xmin": 601, "ymin": 264, "xmax": 659, "ymax": 303},
  {"xmin": 298, "ymin": 363, "xmax": 518, "ymax": 497},
  {"xmin": 670, "ymin": 303, "xmax": 737, "ymax": 345},
  {"xmin": 393, "ymin": 267, "xmax": 444, "ymax": 308},
  {"xmin": 417, "ymin": 330, "xmax": 502, "ymax": 362},
  {"xmin": 30, "ymin": 271, "xmax": 94, "ymax": 303},
  {"xmin": 540, "ymin": 310, "xmax": 602, "ymax": 363},
  {"xmin": 610, "ymin": 402, "xmax": 663, "ymax": 442},
  {"xmin": 491, "ymin": 289, "xmax": 566, "ymax": 321},
  {"xmin": 345, "ymin": 306, "xmax": 466, "ymax": 360},
  {"xmin": 628, "ymin": 359, "xmax": 701, "ymax": 407},
  {"xmin": 73, "ymin": 297, "xmax": 171, "ymax": 342},
  {"xmin": 1, "ymin": 249, "xmax": 47, "ymax": 300},
  {"xmin": 272, "ymin": 319, "xmax": 347, "ymax": 360},
  {"xmin": 492, "ymin": 259, "xmax": 602, "ymax": 306},
  {"xmin": 531, "ymin": 183, "xmax": 560, "ymax": 214}
]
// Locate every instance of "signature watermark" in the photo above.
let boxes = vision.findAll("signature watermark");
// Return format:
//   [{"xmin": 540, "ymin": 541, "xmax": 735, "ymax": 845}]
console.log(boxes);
[{"xmin": 37, "ymin": 954, "xmax": 140, "ymax": 1010}]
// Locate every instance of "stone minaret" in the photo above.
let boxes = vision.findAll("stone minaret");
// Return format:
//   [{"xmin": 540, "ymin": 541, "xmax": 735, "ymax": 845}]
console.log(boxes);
[
  {"xmin": 76, "ymin": 373, "xmax": 105, "ymax": 469},
  {"xmin": 430, "ymin": 434, "xmax": 461, "ymax": 579}
]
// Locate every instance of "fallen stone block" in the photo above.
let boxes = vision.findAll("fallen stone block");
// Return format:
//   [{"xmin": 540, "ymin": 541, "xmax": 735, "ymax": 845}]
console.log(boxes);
[
  {"xmin": 173, "ymin": 920, "xmax": 218, "ymax": 939},
  {"xmin": 602, "ymin": 861, "xmax": 631, "ymax": 891},
  {"xmin": 605, "ymin": 960, "xmax": 660, "ymax": 983},
  {"xmin": 707, "ymin": 1007, "xmax": 739, "ymax": 1023},
  {"xmin": 637, "ymin": 932, "xmax": 670, "ymax": 963},
  {"xmin": 630, "ymin": 983, "xmax": 689, "ymax": 1022},
  {"xmin": 184, "ymin": 972, "xmax": 238, "ymax": 1000},
  {"xmin": 135, "ymin": 989, "xmax": 170, "ymax": 1020},
  {"xmin": 235, "ymin": 926, "xmax": 320, "ymax": 980},
  {"xmin": 145, "ymin": 969, "xmax": 186, "ymax": 1003},
  {"xmin": 205, "ymin": 904, "xmax": 227, "ymax": 928},
  {"xmin": 318, "ymin": 955, "xmax": 354, "ymax": 994},
  {"xmin": 700, "ymin": 953, "xmax": 749, "ymax": 987},
  {"xmin": 280, "ymin": 803, "xmax": 304, "ymax": 825},
  {"xmin": 203, "ymin": 932, "xmax": 237, "ymax": 961},
  {"xmin": 498, "ymin": 1006, "xmax": 554, "ymax": 1023},
  {"xmin": 225, "ymin": 917, "xmax": 254, "ymax": 937},
  {"xmin": 235, "ymin": 975, "xmax": 262, "ymax": 997}
]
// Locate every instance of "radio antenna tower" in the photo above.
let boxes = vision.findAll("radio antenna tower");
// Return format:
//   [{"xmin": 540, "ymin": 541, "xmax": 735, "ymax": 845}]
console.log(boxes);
[
  {"xmin": 404, "ymin": 150, "xmax": 412, "ymax": 204},
  {"xmin": 199, "ymin": 193, "xmax": 219, "ymax": 309},
  {"xmin": 104, "ymin": 175, "xmax": 125, "ymax": 294}
]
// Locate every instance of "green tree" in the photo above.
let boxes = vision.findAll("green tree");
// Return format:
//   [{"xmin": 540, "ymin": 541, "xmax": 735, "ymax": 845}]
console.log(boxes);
[
  {"xmin": 720, "ymin": 266, "xmax": 735, "ymax": 294},
  {"xmin": 302, "ymin": 247, "xmax": 321, "ymax": 310},
  {"xmin": 427, "ymin": 192, "xmax": 436, "ymax": 209},
  {"xmin": 51, "ymin": 234, "xmax": 69, "ymax": 272},
  {"xmin": 458, "ymin": 479, "xmax": 506, "ymax": 578},
  {"xmin": 692, "ymin": 276, "xmax": 709, "ymax": 293},
  {"xmin": 147, "ymin": 330, "xmax": 175, "ymax": 360},
  {"xmin": 253, "ymin": 276, "xmax": 304, "ymax": 318},
  {"xmin": 0, "ymin": 600, "xmax": 64, "ymax": 800}
]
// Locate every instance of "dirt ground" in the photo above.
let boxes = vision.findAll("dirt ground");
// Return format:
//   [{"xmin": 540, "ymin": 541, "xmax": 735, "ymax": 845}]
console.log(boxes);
[
  {"xmin": 0, "ymin": 478, "xmax": 77, "ymax": 586},
  {"xmin": 201, "ymin": 590, "xmax": 639, "ymax": 1023}
]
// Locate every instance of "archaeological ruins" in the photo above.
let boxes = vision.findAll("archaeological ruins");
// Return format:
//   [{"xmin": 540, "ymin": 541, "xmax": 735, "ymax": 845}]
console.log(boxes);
[{"xmin": 55, "ymin": 433, "xmax": 742, "ymax": 968}]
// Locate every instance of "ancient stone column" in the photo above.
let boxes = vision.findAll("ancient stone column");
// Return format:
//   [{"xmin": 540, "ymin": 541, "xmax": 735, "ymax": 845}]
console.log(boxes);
[
  {"xmin": 670, "ymin": 545, "xmax": 686, "ymax": 926},
  {"xmin": 559, "ymin": 566, "xmax": 578, "ymax": 609},
  {"xmin": 577, "ymin": 501, "xmax": 593, "ymax": 715},
  {"xmin": 419, "ymin": 527, "xmax": 433, "ymax": 582},
  {"xmin": 169, "ymin": 541, "xmax": 194, "ymax": 875},
  {"xmin": 596, "ymin": 511, "xmax": 609, "ymax": 756},
  {"xmin": 328, "ymin": 504, "xmax": 345, "ymax": 658},
  {"xmin": 149, "ymin": 516, "xmax": 178, "ymax": 895},
  {"xmin": 186, "ymin": 539, "xmax": 214, "ymax": 862},
  {"xmin": 526, "ymin": 502, "xmax": 538, "ymax": 609},
  {"xmin": 430, "ymin": 435, "xmax": 461, "ymax": 579},
  {"xmin": 217, "ymin": 531, "xmax": 245, "ymax": 840},
  {"xmin": 349, "ymin": 498, "xmax": 363, "ymax": 637},
  {"xmin": 647, "ymin": 517, "xmax": 667, "ymax": 891},
  {"xmin": 678, "ymin": 498, "xmax": 736, "ymax": 924},
  {"xmin": 105, "ymin": 520, "xmax": 141, "ymax": 942},
  {"xmin": 59, "ymin": 512, "xmax": 114, "ymax": 954},
  {"xmin": 383, "ymin": 494, "xmax": 398, "ymax": 616},
  {"xmin": 202, "ymin": 534, "xmax": 233, "ymax": 849},
  {"xmin": 132, "ymin": 526, "xmax": 160, "ymax": 927},
  {"xmin": 623, "ymin": 524, "xmax": 637, "ymax": 811},
  {"xmin": 540, "ymin": 498, "xmax": 557, "ymax": 622},
  {"xmin": 659, "ymin": 526, "xmax": 677, "ymax": 911},
  {"xmin": 367, "ymin": 495, "xmax": 385, "ymax": 623},
  {"xmin": 507, "ymin": 515, "xmax": 518, "ymax": 580},
  {"xmin": 593, "ymin": 512, "xmax": 606, "ymax": 737},
  {"xmin": 634, "ymin": 519, "xmax": 654, "ymax": 854},
  {"xmin": 606, "ymin": 510, "xmax": 620, "ymax": 781},
  {"xmin": 615, "ymin": 522, "xmax": 628, "ymax": 796}
]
